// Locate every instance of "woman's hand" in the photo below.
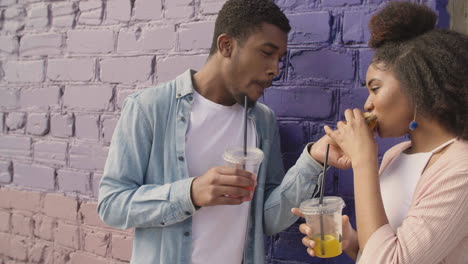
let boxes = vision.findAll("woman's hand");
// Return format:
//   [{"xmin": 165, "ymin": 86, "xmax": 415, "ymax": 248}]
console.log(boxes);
[{"xmin": 310, "ymin": 134, "xmax": 352, "ymax": 170}]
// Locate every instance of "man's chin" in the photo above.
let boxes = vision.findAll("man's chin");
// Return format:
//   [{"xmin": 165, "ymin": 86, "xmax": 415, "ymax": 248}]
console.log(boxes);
[{"xmin": 235, "ymin": 93, "xmax": 257, "ymax": 108}]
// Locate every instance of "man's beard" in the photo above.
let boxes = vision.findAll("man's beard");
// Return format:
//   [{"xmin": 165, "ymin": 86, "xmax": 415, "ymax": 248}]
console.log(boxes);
[{"xmin": 234, "ymin": 92, "xmax": 256, "ymax": 109}]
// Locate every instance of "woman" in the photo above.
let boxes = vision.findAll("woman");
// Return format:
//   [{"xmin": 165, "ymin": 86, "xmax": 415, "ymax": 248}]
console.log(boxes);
[{"xmin": 295, "ymin": 2, "xmax": 468, "ymax": 263}]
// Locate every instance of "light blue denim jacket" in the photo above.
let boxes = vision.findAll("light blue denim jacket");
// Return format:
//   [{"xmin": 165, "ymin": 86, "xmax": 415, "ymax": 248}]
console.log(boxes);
[{"xmin": 98, "ymin": 69, "xmax": 323, "ymax": 264}]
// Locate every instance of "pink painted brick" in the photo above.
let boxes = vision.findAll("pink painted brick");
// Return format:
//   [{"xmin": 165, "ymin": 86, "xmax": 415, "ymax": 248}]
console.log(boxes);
[
  {"xmin": 27, "ymin": 113, "xmax": 50, "ymax": 136},
  {"xmin": 34, "ymin": 141, "xmax": 67, "ymax": 165},
  {"xmin": 0, "ymin": 35, "xmax": 18, "ymax": 54},
  {"xmin": 75, "ymin": 114, "xmax": 99, "ymax": 141},
  {"xmin": 78, "ymin": 1, "xmax": 102, "ymax": 25},
  {"xmin": 0, "ymin": 112, "xmax": 3, "ymax": 132},
  {"xmin": 2, "ymin": 20, "xmax": 25, "ymax": 33},
  {"xmin": 11, "ymin": 213, "xmax": 34, "ymax": 237},
  {"xmin": 0, "ymin": 232, "xmax": 11, "ymax": 255},
  {"xmin": 105, "ymin": 0, "xmax": 130, "ymax": 24},
  {"xmin": 116, "ymin": 89, "xmax": 134, "ymax": 109},
  {"xmin": 20, "ymin": 33, "xmax": 62, "ymax": 56},
  {"xmin": 0, "ymin": 0, "xmax": 16, "ymax": 6},
  {"xmin": 20, "ymin": 86, "xmax": 61, "ymax": 110},
  {"xmin": 200, "ymin": 0, "xmax": 225, "ymax": 14},
  {"xmin": 100, "ymin": 56, "xmax": 154, "ymax": 83},
  {"xmin": 52, "ymin": 2, "xmax": 77, "ymax": 28},
  {"xmin": 0, "ymin": 136, "xmax": 32, "ymax": 158},
  {"xmin": 0, "ymin": 188, "xmax": 13, "ymax": 209},
  {"xmin": 79, "ymin": 201, "xmax": 106, "ymax": 228},
  {"xmin": 3, "ymin": 60, "xmax": 44, "ymax": 83},
  {"xmin": 165, "ymin": 0, "xmax": 194, "ymax": 19},
  {"xmin": 29, "ymin": 241, "xmax": 52, "ymax": 263},
  {"xmin": 33, "ymin": 215, "xmax": 57, "ymax": 241},
  {"xmin": 69, "ymin": 252, "xmax": 108, "ymax": 264},
  {"xmin": 157, "ymin": 55, "xmax": 207, "ymax": 82},
  {"xmin": 0, "ymin": 160, "xmax": 12, "ymax": 183},
  {"xmin": 117, "ymin": 26, "xmax": 175, "ymax": 52},
  {"xmin": 26, "ymin": 3, "xmax": 49, "ymax": 29},
  {"xmin": 82, "ymin": 227, "xmax": 109, "ymax": 256},
  {"xmin": 6, "ymin": 112, "xmax": 26, "ymax": 132},
  {"xmin": 43, "ymin": 193, "xmax": 78, "ymax": 221},
  {"xmin": 55, "ymin": 221, "xmax": 80, "ymax": 249},
  {"xmin": 8, "ymin": 236, "xmax": 28, "ymax": 261},
  {"xmin": 178, "ymin": 21, "xmax": 215, "ymax": 50},
  {"xmin": 63, "ymin": 85, "xmax": 114, "ymax": 111},
  {"xmin": 51, "ymin": 113, "xmax": 74, "ymax": 138},
  {"xmin": 0, "ymin": 88, "xmax": 19, "ymax": 109},
  {"xmin": 101, "ymin": 116, "xmax": 118, "ymax": 144},
  {"xmin": 7, "ymin": 188, "xmax": 41, "ymax": 212},
  {"xmin": 134, "ymin": 0, "xmax": 162, "ymax": 20},
  {"xmin": 57, "ymin": 169, "xmax": 90, "ymax": 194},
  {"xmin": 45, "ymin": 246, "xmax": 71, "ymax": 264},
  {"xmin": 69, "ymin": 143, "xmax": 108, "ymax": 171},
  {"xmin": 47, "ymin": 58, "xmax": 95, "ymax": 81},
  {"xmin": 13, "ymin": 163, "xmax": 55, "ymax": 190},
  {"xmin": 0, "ymin": 210, "xmax": 11, "ymax": 232},
  {"xmin": 67, "ymin": 30, "xmax": 114, "ymax": 54},
  {"xmin": 92, "ymin": 173, "xmax": 102, "ymax": 198},
  {"xmin": 111, "ymin": 234, "xmax": 132, "ymax": 261}
]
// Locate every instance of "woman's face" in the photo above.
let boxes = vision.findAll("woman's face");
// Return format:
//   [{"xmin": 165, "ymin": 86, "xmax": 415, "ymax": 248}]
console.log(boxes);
[{"xmin": 364, "ymin": 62, "xmax": 414, "ymax": 138}]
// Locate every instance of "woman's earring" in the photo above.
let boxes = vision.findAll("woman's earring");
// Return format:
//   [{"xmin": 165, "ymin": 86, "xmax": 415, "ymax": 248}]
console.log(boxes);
[{"xmin": 409, "ymin": 107, "xmax": 418, "ymax": 131}]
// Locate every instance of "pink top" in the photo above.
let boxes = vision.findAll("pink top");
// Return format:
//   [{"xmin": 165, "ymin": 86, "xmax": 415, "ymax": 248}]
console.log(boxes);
[{"xmin": 358, "ymin": 139, "xmax": 468, "ymax": 264}]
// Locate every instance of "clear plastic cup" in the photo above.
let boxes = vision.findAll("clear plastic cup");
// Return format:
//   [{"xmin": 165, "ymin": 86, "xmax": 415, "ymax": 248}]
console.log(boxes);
[
  {"xmin": 223, "ymin": 146, "xmax": 264, "ymax": 192},
  {"xmin": 299, "ymin": 196, "xmax": 345, "ymax": 258}
]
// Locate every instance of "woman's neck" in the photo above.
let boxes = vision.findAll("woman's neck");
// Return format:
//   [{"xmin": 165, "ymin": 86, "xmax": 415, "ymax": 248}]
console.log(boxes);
[{"xmin": 407, "ymin": 118, "xmax": 456, "ymax": 154}]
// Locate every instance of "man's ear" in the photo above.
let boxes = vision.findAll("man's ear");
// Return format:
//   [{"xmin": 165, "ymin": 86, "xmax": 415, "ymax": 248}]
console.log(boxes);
[{"xmin": 217, "ymin": 33, "xmax": 234, "ymax": 58}]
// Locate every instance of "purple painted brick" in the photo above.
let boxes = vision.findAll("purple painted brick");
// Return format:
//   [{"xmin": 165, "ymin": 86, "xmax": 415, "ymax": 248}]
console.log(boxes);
[
  {"xmin": 57, "ymin": 170, "xmax": 91, "ymax": 194},
  {"xmin": 178, "ymin": 21, "xmax": 215, "ymax": 50},
  {"xmin": 101, "ymin": 116, "xmax": 118, "ymax": 144},
  {"xmin": 359, "ymin": 49, "xmax": 374, "ymax": 83},
  {"xmin": 0, "ymin": 89, "xmax": 20, "ymax": 109},
  {"xmin": 100, "ymin": 56, "xmax": 153, "ymax": 83},
  {"xmin": 134, "ymin": 0, "xmax": 162, "ymax": 20},
  {"xmin": 0, "ymin": 160, "xmax": 12, "ymax": 183},
  {"xmin": 343, "ymin": 10, "xmax": 372, "ymax": 44},
  {"xmin": 47, "ymin": 58, "xmax": 95, "ymax": 81},
  {"xmin": 67, "ymin": 30, "xmax": 114, "ymax": 54},
  {"xmin": 0, "ymin": 35, "xmax": 18, "ymax": 54},
  {"xmin": 157, "ymin": 55, "xmax": 207, "ymax": 82},
  {"xmin": 6, "ymin": 112, "xmax": 26, "ymax": 131},
  {"xmin": 116, "ymin": 89, "xmax": 135, "ymax": 109},
  {"xmin": 200, "ymin": 0, "xmax": 224, "ymax": 14},
  {"xmin": 26, "ymin": 3, "xmax": 49, "ymax": 29},
  {"xmin": 20, "ymin": 33, "xmax": 62, "ymax": 56},
  {"xmin": 165, "ymin": 0, "xmax": 194, "ymax": 19},
  {"xmin": 92, "ymin": 173, "xmax": 102, "ymax": 198},
  {"xmin": 63, "ymin": 85, "xmax": 114, "ymax": 111},
  {"xmin": 278, "ymin": 121, "xmax": 309, "ymax": 153},
  {"xmin": 78, "ymin": 1, "xmax": 102, "ymax": 25},
  {"xmin": 288, "ymin": 49, "xmax": 354, "ymax": 82},
  {"xmin": 50, "ymin": 113, "xmax": 74, "ymax": 138},
  {"xmin": 288, "ymin": 12, "xmax": 330, "ymax": 44},
  {"xmin": 272, "ymin": 0, "xmax": 317, "ymax": 11},
  {"xmin": 322, "ymin": 0, "xmax": 361, "ymax": 6},
  {"xmin": 4, "ymin": 60, "xmax": 45, "ymax": 83},
  {"xmin": 0, "ymin": 112, "xmax": 4, "ymax": 132},
  {"xmin": 4, "ymin": 6, "xmax": 26, "ymax": 18},
  {"xmin": 0, "ymin": 0, "xmax": 16, "ymax": 7},
  {"xmin": 20, "ymin": 87, "xmax": 61, "ymax": 110},
  {"xmin": 75, "ymin": 115, "xmax": 99, "ymax": 141},
  {"xmin": 13, "ymin": 163, "xmax": 55, "ymax": 190},
  {"xmin": 27, "ymin": 113, "xmax": 49, "ymax": 136},
  {"xmin": 106, "ymin": 0, "xmax": 131, "ymax": 24},
  {"xmin": 263, "ymin": 86, "xmax": 334, "ymax": 119},
  {"xmin": 34, "ymin": 141, "xmax": 67, "ymax": 165},
  {"xmin": 69, "ymin": 142, "xmax": 109, "ymax": 171},
  {"xmin": 0, "ymin": 136, "xmax": 31, "ymax": 158},
  {"xmin": 117, "ymin": 26, "xmax": 175, "ymax": 52},
  {"xmin": 339, "ymin": 88, "xmax": 368, "ymax": 115},
  {"xmin": 51, "ymin": 2, "xmax": 77, "ymax": 28}
]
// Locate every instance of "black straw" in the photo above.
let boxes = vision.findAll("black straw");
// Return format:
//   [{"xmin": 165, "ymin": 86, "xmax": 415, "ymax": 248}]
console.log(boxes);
[
  {"xmin": 319, "ymin": 144, "xmax": 330, "ymax": 256},
  {"xmin": 243, "ymin": 96, "xmax": 248, "ymax": 170}
]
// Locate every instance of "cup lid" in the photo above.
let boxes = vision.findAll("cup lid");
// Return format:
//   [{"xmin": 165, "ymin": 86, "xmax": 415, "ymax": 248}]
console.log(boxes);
[
  {"xmin": 299, "ymin": 196, "xmax": 345, "ymax": 215},
  {"xmin": 223, "ymin": 146, "xmax": 264, "ymax": 164}
]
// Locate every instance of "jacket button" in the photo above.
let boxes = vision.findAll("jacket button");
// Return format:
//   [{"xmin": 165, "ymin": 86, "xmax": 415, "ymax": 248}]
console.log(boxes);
[
  {"xmin": 178, "ymin": 156, "xmax": 184, "ymax": 161},
  {"xmin": 184, "ymin": 232, "xmax": 190, "ymax": 236},
  {"xmin": 179, "ymin": 116, "xmax": 185, "ymax": 122},
  {"xmin": 188, "ymin": 96, "xmax": 193, "ymax": 101},
  {"xmin": 160, "ymin": 222, "xmax": 165, "ymax": 226},
  {"xmin": 184, "ymin": 211, "xmax": 190, "ymax": 216}
]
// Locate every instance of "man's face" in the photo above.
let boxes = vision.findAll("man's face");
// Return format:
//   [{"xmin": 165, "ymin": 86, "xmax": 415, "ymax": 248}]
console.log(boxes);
[{"xmin": 224, "ymin": 23, "xmax": 288, "ymax": 107}]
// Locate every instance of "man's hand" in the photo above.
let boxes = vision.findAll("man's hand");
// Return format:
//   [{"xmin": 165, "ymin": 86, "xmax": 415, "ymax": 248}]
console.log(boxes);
[
  {"xmin": 191, "ymin": 167, "xmax": 256, "ymax": 207},
  {"xmin": 309, "ymin": 134, "xmax": 352, "ymax": 170}
]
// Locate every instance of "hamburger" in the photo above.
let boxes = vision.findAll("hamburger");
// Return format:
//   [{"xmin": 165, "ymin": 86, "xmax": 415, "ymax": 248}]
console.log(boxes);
[{"xmin": 363, "ymin": 112, "xmax": 378, "ymax": 129}]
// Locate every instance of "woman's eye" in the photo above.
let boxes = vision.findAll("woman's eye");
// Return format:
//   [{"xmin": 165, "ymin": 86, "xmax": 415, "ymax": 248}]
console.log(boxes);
[{"xmin": 371, "ymin": 86, "xmax": 380, "ymax": 92}]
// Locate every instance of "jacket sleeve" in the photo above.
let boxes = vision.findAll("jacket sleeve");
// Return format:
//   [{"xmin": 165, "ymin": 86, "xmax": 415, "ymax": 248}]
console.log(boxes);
[{"xmin": 97, "ymin": 97, "xmax": 196, "ymax": 230}]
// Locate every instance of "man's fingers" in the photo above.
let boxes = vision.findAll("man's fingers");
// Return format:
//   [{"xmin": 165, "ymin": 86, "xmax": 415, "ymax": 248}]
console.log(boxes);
[
  {"xmin": 216, "ymin": 167, "xmax": 254, "ymax": 177},
  {"xmin": 214, "ymin": 186, "xmax": 252, "ymax": 198},
  {"xmin": 215, "ymin": 174, "xmax": 256, "ymax": 188}
]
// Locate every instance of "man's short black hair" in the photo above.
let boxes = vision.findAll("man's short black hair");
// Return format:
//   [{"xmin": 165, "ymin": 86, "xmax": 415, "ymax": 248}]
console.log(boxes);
[{"xmin": 209, "ymin": 0, "xmax": 291, "ymax": 56}]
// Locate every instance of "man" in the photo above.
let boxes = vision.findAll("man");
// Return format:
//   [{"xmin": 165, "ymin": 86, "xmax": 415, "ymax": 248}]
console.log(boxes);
[{"xmin": 98, "ymin": 0, "xmax": 349, "ymax": 263}]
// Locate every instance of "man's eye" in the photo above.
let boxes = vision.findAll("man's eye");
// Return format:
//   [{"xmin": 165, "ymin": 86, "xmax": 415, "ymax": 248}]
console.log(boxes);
[{"xmin": 262, "ymin": 51, "xmax": 273, "ymax": 56}]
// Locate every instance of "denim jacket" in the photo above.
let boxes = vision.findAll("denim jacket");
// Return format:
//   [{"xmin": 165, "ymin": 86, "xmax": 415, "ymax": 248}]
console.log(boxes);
[{"xmin": 98, "ymin": 69, "xmax": 323, "ymax": 264}]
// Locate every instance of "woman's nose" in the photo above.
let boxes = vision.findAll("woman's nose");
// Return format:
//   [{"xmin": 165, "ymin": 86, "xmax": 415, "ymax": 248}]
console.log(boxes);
[{"xmin": 364, "ymin": 97, "xmax": 373, "ymax": 111}]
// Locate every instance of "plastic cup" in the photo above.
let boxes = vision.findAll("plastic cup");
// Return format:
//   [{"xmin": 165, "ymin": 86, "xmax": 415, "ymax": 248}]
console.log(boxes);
[
  {"xmin": 223, "ymin": 146, "xmax": 264, "ymax": 192},
  {"xmin": 299, "ymin": 196, "xmax": 345, "ymax": 258}
]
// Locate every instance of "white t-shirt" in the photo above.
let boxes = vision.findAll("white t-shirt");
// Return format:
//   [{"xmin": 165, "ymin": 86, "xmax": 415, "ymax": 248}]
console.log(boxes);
[{"xmin": 185, "ymin": 90, "xmax": 256, "ymax": 264}]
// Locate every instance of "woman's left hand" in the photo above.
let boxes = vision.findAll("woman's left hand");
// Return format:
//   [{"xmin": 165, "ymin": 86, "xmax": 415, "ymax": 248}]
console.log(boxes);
[{"xmin": 324, "ymin": 109, "xmax": 378, "ymax": 168}]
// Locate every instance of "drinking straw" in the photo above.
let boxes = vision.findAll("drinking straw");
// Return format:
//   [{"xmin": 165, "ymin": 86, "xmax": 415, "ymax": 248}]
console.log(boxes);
[
  {"xmin": 243, "ymin": 96, "xmax": 248, "ymax": 169},
  {"xmin": 318, "ymin": 144, "xmax": 330, "ymax": 256}
]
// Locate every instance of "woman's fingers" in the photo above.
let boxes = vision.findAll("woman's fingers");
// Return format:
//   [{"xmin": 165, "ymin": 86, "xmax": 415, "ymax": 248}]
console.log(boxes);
[{"xmin": 291, "ymin": 208, "xmax": 304, "ymax": 218}]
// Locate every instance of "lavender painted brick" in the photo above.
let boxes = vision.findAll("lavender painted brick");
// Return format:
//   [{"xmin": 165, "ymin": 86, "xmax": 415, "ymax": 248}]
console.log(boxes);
[
  {"xmin": 4, "ymin": 6, "xmax": 26, "ymax": 18},
  {"xmin": 100, "ymin": 56, "xmax": 153, "ymax": 83},
  {"xmin": 0, "ymin": 35, "xmax": 18, "ymax": 54},
  {"xmin": 116, "ymin": 89, "xmax": 135, "ymax": 109},
  {"xmin": 263, "ymin": 87, "xmax": 334, "ymax": 119},
  {"xmin": 50, "ymin": 113, "xmax": 74, "ymax": 138},
  {"xmin": 69, "ymin": 142, "xmax": 108, "ymax": 171},
  {"xmin": 101, "ymin": 116, "xmax": 118, "ymax": 144},
  {"xmin": 343, "ymin": 10, "xmax": 372, "ymax": 44},
  {"xmin": 92, "ymin": 173, "xmax": 102, "ymax": 198},
  {"xmin": 47, "ymin": 58, "xmax": 95, "ymax": 81},
  {"xmin": 178, "ymin": 21, "xmax": 215, "ymax": 50},
  {"xmin": 78, "ymin": 1, "xmax": 102, "ymax": 25},
  {"xmin": 20, "ymin": 87, "xmax": 61, "ymax": 110},
  {"xmin": 34, "ymin": 141, "xmax": 67, "ymax": 165},
  {"xmin": 0, "ymin": 0, "xmax": 16, "ymax": 6},
  {"xmin": 75, "ymin": 115, "xmax": 99, "ymax": 141},
  {"xmin": 359, "ymin": 49, "xmax": 373, "ymax": 83},
  {"xmin": 165, "ymin": 0, "xmax": 194, "ymax": 19},
  {"xmin": 288, "ymin": 12, "xmax": 330, "ymax": 44},
  {"xmin": 134, "ymin": 0, "xmax": 162, "ymax": 20},
  {"xmin": 200, "ymin": 0, "xmax": 225, "ymax": 14},
  {"xmin": 51, "ymin": 2, "xmax": 77, "ymax": 28},
  {"xmin": 13, "ymin": 163, "xmax": 55, "ymax": 190},
  {"xmin": 57, "ymin": 170, "xmax": 91, "ymax": 194},
  {"xmin": 157, "ymin": 55, "xmax": 207, "ymax": 82},
  {"xmin": 0, "ymin": 136, "xmax": 31, "ymax": 158},
  {"xmin": 322, "ymin": 0, "xmax": 361, "ymax": 6},
  {"xmin": 20, "ymin": 33, "xmax": 62, "ymax": 56},
  {"xmin": 118, "ymin": 26, "xmax": 175, "ymax": 52},
  {"xmin": 67, "ymin": 30, "xmax": 114, "ymax": 54},
  {"xmin": 27, "ymin": 113, "xmax": 49, "ymax": 136},
  {"xmin": 0, "ymin": 112, "xmax": 4, "ymax": 132},
  {"xmin": 106, "ymin": 0, "xmax": 130, "ymax": 23},
  {"xmin": 4, "ymin": 60, "xmax": 44, "ymax": 83},
  {"xmin": 0, "ymin": 160, "xmax": 12, "ymax": 183},
  {"xmin": 63, "ymin": 85, "xmax": 113, "ymax": 111},
  {"xmin": 0, "ymin": 89, "xmax": 19, "ymax": 109},
  {"xmin": 6, "ymin": 112, "xmax": 26, "ymax": 131},
  {"xmin": 288, "ymin": 49, "xmax": 354, "ymax": 82},
  {"xmin": 25, "ymin": 3, "xmax": 49, "ymax": 29}
]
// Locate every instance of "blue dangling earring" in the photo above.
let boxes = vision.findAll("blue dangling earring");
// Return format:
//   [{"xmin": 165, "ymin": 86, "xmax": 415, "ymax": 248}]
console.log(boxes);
[{"xmin": 409, "ymin": 107, "xmax": 418, "ymax": 131}]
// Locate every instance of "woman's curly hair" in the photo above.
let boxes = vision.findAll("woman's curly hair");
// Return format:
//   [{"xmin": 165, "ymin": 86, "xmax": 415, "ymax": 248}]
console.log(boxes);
[{"xmin": 368, "ymin": 1, "xmax": 468, "ymax": 139}]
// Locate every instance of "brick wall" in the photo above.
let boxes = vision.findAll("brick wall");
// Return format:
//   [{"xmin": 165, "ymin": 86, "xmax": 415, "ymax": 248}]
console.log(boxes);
[{"xmin": 0, "ymin": 0, "xmax": 445, "ymax": 263}]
